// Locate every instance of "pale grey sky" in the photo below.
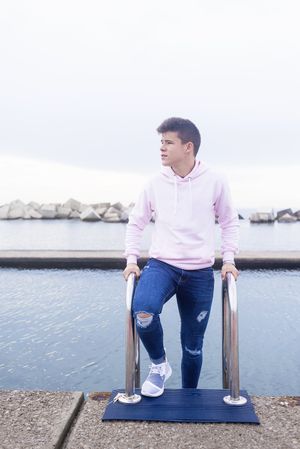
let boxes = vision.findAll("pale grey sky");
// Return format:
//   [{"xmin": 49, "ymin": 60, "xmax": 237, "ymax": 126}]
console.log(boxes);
[{"xmin": 0, "ymin": 0, "xmax": 299, "ymax": 207}]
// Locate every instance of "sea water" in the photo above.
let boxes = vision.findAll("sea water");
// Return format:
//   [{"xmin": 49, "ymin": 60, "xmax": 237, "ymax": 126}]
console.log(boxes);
[
  {"xmin": 0, "ymin": 267, "xmax": 299, "ymax": 396},
  {"xmin": 0, "ymin": 219, "xmax": 300, "ymax": 251}
]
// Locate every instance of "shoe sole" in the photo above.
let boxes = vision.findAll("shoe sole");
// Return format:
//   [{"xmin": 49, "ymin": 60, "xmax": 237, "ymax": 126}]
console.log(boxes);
[{"xmin": 141, "ymin": 365, "xmax": 172, "ymax": 397}]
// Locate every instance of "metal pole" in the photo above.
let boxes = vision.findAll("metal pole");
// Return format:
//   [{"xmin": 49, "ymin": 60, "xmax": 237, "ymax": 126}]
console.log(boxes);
[
  {"xmin": 117, "ymin": 272, "xmax": 141, "ymax": 404},
  {"xmin": 222, "ymin": 273, "xmax": 247, "ymax": 406},
  {"xmin": 222, "ymin": 280, "xmax": 230, "ymax": 389},
  {"xmin": 134, "ymin": 328, "xmax": 141, "ymax": 388}
]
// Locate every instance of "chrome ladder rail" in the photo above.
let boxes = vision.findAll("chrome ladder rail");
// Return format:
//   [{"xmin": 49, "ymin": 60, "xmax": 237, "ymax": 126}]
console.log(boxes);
[
  {"xmin": 118, "ymin": 272, "xmax": 141, "ymax": 404},
  {"xmin": 119, "ymin": 270, "xmax": 246, "ymax": 406},
  {"xmin": 222, "ymin": 272, "xmax": 247, "ymax": 405}
]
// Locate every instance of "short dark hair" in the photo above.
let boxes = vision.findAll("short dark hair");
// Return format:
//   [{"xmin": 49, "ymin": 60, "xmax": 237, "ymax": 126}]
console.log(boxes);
[{"xmin": 157, "ymin": 117, "xmax": 201, "ymax": 156}]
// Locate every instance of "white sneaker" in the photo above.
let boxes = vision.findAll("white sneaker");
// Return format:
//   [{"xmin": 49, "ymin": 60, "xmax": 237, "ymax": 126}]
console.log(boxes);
[{"xmin": 141, "ymin": 359, "xmax": 172, "ymax": 397}]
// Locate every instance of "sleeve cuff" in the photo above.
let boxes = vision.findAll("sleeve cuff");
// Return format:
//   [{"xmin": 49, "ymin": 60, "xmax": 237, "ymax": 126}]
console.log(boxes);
[
  {"xmin": 222, "ymin": 251, "xmax": 235, "ymax": 265},
  {"xmin": 127, "ymin": 255, "xmax": 138, "ymax": 265}
]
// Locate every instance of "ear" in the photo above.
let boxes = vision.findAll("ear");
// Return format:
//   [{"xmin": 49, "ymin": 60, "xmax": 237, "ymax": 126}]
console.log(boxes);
[{"xmin": 185, "ymin": 141, "xmax": 194, "ymax": 154}]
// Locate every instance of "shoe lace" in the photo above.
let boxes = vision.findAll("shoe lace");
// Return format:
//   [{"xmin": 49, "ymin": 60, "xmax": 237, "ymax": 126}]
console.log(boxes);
[{"xmin": 149, "ymin": 363, "xmax": 166, "ymax": 376}]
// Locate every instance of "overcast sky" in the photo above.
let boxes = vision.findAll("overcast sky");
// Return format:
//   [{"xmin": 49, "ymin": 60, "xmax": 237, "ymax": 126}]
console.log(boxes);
[{"xmin": 0, "ymin": 0, "xmax": 299, "ymax": 208}]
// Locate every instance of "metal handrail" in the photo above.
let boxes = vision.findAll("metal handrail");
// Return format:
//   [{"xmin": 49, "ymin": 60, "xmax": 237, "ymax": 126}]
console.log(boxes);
[
  {"xmin": 222, "ymin": 272, "xmax": 247, "ymax": 405},
  {"xmin": 118, "ymin": 270, "xmax": 246, "ymax": 406},
  {"xmin": 117, "ymin": 272, "xmax": 141, "ymax": 404}
]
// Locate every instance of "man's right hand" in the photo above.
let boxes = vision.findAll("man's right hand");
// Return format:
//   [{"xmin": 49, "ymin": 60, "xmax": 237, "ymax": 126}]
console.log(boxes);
[{"xmin": 123, "ymin": 263, "xmax": 141, "ymax": 281}]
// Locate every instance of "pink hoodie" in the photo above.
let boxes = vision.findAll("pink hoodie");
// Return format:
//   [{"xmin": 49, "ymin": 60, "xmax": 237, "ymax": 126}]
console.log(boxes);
[{"xmin": 125, "ymin": 160, "xmax": 239, "ymax": 270}]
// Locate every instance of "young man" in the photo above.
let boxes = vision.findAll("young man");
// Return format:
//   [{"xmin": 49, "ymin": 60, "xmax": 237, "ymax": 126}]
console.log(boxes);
[{"xmin": 123, "ymin": 117, "xmax": 239, "ymax": 397}]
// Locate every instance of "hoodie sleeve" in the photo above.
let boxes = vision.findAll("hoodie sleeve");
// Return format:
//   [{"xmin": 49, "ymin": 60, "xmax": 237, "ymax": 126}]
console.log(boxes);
[
  {"xmin": 214, "ymin": 175, "xmax": 239, "ymax": 264},
  {"xmin": 124, "ymin": 182, "xmax": 153, "ymax": 265}
]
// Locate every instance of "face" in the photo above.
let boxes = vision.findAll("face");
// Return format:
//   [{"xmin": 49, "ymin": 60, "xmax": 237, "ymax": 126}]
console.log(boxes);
[{"xmin": 160, "ymin": 131, "xmax": 191, "ymax": 167}]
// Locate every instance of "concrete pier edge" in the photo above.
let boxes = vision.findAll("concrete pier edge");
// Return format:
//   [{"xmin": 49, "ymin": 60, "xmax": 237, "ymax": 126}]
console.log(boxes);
[
  {"xmin": 2, "ymin": 390, "xmax": 299, "ymax": 449},
  {"xmin": 47, "ymin": 391, "xmax": 84, "ymax": 449},
  {"xmin": 0, "ymin": 390, "xmax": 84, "ymax": 449},
  {"xmin": 0, "ymin": 250, "xmax": 300, "ymax": 269}
]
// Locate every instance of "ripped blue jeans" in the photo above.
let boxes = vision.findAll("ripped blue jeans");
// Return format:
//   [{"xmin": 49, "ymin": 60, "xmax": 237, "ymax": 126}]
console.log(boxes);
[{"xmin": 132, "ymin": 258, "xmax": 214, "ymax": 388}]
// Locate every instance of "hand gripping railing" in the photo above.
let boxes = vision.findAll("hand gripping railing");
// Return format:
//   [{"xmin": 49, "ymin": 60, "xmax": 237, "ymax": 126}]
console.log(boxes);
[
  {"xmin": 222, "ymin": 272, "xmax": 247, "ymax": 405},
  {"xmin": 117, "ymin": 272, "xmax": 141, "ymax": 404}
]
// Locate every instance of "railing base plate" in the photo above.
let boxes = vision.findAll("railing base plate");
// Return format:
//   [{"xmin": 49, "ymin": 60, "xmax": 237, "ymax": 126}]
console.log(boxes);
[
  {"xmin": 223, "ymin": 395, "xmax": 247, "ymax": 406},
  {"xmin": 117, "ymin": 393, "xmax": 142, "ymax": 404},
  {"xmin": 103, "ymin": 388, "xmax": 259, "ymax": 423}
]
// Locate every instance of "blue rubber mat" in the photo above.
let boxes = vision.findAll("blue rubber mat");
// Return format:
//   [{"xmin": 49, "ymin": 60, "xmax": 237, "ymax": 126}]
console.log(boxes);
[{"xmin": 102, "ymin": 388, "xmax": 260, "ymax": 424}]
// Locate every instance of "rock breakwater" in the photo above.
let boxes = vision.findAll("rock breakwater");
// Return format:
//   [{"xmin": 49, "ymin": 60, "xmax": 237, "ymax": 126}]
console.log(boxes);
[
  {"xmin": 250, "ymin": 208, "xmax": 300, "ymax": 223},
  {"xmin": 0, "ymin": 198, "xmax": 134, "ymax": 223},
  {"xmin": 0, "ymin": 200, "xmax": 299, "ymax": 223}
]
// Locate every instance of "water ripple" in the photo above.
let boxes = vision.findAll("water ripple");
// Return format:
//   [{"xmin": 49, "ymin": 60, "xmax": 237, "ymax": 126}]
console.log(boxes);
[{"xmin": 0, "ymin": 268, "xmax": 299, "ymax": 395}]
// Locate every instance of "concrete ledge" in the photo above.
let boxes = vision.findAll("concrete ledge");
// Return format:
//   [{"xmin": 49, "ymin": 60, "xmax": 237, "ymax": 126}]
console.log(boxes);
[
  {"xmin": 0, "ymin": 250, "xmax": 300, "ymax": 269},
  {"xmin": 63, "ymin": 393, "xmax": 300, "ymax": 449},
  {"xmin": 1, "ymin": 390, "xmax": 299, "ymax": 449},
  {"xmin": 48, "ymin": 391, "xmax": 84, "ymax": 449},
  {"xmin": 0, "ymin": 390, "xmax": 84, "ymax": 449}
]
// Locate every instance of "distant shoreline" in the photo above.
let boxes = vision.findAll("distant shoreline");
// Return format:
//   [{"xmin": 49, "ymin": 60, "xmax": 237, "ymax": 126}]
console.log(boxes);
[{"xmin": 0, "ymin": 198, "xmax": 299, "ymax": 223}]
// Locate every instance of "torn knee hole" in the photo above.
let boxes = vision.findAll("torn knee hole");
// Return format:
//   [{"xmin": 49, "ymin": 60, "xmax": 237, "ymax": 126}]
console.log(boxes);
[
  {"xmin": 184, "ymin": 345, "xmax": 202, "ymax": 357},
  {"xmin": 137, "ymin": 313, "xmax": 152, "ymax": 318},
  {"xmin": 136, "ymin": 312, "xmax": 153, "ymax": 328}
]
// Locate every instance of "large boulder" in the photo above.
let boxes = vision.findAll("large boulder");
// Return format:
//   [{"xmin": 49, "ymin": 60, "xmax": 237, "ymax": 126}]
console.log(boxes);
[
  {"xmin": 111, "ymin": 202, "xmax": 125, "ymax": 212},
  {"xmin": 80, "ymin": 207, "xmax": 101, "ymax": 222},
  {"xmin": 78, "ymin": 203, "xmax": 89, "ymax": 213},
  {"xmin": 91, "ymin": 202, "xmax": 111, "ymax": 209},
  {"xmin": 8, "ymin": 200, "xmax": 26, "ymax": 219},
  {"xmin": 0, "ymin": 204, "xmax": 10, "ymax": 219},
  {"xmin": 27, "ymin": 207, "xmax": 42, "ymax": 219},
  {"xmin": 277, "ymin": 208, "xmax": 293, "ymax": 220},
  {"xmin": 56, "ymin": 206, "xmax": 72, "ymax": 219},
  {"xmin": 10, "ymin": 199, "xmax": 26, "ymax": 208},
  {"xmin": 20, "ymin": 204, "xmax": 41, "ymax": 219},
  {"xmin": 123, "ymin": 203, "xmax": 135, "ymax": 221},
  {"xmin": 119, "ymin": 211, "xmax": 129, "ymax": 222},
  {"xmin": 28, "ymin": 201, "xmax": 41, "ymax": 211},
  {"xmin": 102, "ymin": 206, "xmax": 122, "ymax": 223},
  {"xmin": 293, "ymin": 210, "xmax": 300, "ymax": 220},
  {"xmin": 8, "ymin": 208, "xmax": 24, "ymax": 219},
  {"xmin": 278, "ymin": 213, "xmax": 297, "ymax": 223},
  {"xmin": 99, "ymin": 202, "xmax": 129, "ymax": 222},
  {"xmin": 250, "ymin": 212, "xmax": 275, "ymax": 223},
  {"xmin": 63, "ymin": 198, "xmax": 82, "ymax": 212},
  {"xmin": 39, "ymin": 204, "xmax": 57, "ymax": 218},
  {"xmin": 95, "ymin": 206, "xmax": 109, "ymax": 217},
  {"xmin": 69, "ymin": 210, "xmax": 81, "ymax": 219},
  {"xmin": 23, "ymin": 205, "xmax": 34, "ymax": 219}
]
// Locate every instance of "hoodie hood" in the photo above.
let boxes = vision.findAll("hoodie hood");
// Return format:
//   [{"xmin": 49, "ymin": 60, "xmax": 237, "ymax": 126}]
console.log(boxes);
[
  {"xmin": 160, "ymin": 160, "xmax": 209, "ymax": 181},
  {"xmin": 160, "ymin": 160, "xmax": 210, "ymax": 215}
]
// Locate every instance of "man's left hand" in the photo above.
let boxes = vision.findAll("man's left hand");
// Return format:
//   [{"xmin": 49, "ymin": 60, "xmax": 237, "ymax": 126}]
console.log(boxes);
[{"xmin": 221, "ymin": 263, "xmax": 239, "ymax": 281}]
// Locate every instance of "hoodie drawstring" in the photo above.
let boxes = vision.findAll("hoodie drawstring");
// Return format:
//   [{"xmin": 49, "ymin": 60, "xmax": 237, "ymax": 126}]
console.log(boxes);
[{"xmin": 173, "ymin": 175, "xmax": 193, "ymax": 216}]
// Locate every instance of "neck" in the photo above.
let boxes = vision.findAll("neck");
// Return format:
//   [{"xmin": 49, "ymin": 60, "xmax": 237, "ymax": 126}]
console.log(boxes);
[{"xmin": 171, "ymin": 159, "xmax": 196, "ymax": 178}]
